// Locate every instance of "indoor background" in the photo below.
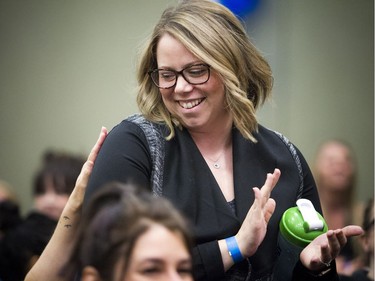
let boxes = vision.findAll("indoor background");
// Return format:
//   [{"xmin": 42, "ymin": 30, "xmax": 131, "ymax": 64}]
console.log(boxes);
[{"xmin": 0, "ymin": 0, "xmax": 373, "ymax": 215}]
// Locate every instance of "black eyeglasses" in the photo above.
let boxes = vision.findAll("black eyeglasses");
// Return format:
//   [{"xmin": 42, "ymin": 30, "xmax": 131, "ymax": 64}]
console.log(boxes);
[{"xmin": 148, "ymin": 63, "xmax": 211, "ymax": 89}]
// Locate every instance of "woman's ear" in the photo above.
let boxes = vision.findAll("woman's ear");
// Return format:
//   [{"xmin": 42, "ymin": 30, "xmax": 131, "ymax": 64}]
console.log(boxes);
[{"xmin": 81, "ymin": 266, "xmax": 102, "ymax": 281}]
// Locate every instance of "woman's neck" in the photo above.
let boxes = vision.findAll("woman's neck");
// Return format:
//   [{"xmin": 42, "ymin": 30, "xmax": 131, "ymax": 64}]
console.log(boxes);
[
  {"xmin": 189, "ymin": 119, "xmax": 233, "ymax": 153},
  {"xmin": 319, "ymin": 187, "xmax": 351, "ymax": 209}
]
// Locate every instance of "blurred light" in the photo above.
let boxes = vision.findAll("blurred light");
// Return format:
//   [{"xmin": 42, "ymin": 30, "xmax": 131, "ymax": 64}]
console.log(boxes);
[{"xmin": 213, "ymin": 0, "xmax": 260, "ymax": 18}]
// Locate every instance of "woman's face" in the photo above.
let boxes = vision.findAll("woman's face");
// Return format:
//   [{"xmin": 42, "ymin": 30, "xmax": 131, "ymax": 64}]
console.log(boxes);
[
  {"xmin": 315, "ymin": 142, "xmax": 354, "ymax": 191},
  {"xmin": 34, "ymin": 185, "xmax": 69, "ymax": 221},
  {"xmin": 120, "ymin": 224, "xmax": 193, "ymax": 281},
  {"xmin": 156, "ymin": 33, "xmax": 231, "ymax": 133}
]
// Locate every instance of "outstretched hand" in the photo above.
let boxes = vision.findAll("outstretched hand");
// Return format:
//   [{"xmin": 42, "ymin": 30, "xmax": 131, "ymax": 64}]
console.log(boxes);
[
  {"xmin": 300, "ymin": 225, "xmax": 364, "ymax": 272},
  {"xmin": 237, "ymin": 168, "xmax": 281, "ymax": 258},
  {"xmin": 25, "ymin": 127, "xmax": 108, "ymax": 281},
  {"xmin": 66, "ymin": 126, "xmax": 108, "ymax": 212}
]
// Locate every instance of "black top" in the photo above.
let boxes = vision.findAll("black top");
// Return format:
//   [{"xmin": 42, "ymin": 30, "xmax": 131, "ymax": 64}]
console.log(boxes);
[
  {"xmin": 85, "ymin": 114, "xmax": 337, "ymax": 281},
  {"xmin": 0, "ymin": 211, "xmax": 57, "ymax": 281}
]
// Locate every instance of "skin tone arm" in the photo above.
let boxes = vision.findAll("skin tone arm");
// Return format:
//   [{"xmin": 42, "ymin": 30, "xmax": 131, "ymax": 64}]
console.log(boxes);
[{"xmin": 25, "ymin": 127, "xmax": 108, "ymax": 281}]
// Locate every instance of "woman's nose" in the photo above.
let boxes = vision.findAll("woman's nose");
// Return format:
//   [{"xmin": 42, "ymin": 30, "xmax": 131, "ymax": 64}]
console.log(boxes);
[
  {"xmin": 174, "ymin": 74, "xmax": 193, "ymax": 94},
  {"xmin": 167, "ymin": 271, "xmax": 186, "ymax": 281}
]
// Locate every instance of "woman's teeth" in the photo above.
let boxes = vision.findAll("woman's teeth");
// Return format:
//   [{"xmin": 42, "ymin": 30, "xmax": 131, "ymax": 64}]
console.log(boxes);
[{"xmin": 179, "ymin": 98, "xmax": 203, "ymax": 109}]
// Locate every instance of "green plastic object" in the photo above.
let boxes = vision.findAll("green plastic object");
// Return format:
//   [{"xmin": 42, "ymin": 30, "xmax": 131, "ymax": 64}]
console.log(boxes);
[{"xmin": 279, "ymin": 206, "xmax": 328, "ymax": 248}]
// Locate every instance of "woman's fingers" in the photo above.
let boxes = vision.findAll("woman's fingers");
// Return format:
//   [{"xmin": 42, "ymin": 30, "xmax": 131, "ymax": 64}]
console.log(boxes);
[
  {"xmin": 260, "ymin": 168, "xmax": 281, "ymax": 206},
  {"xmin": 252, "ymin": 168, "xmax": 280, "ymax": 217},
  {"xmin": 319, "ymin": 242, "xmax": 332, "ymax": 266},
  {"xmin": 301, "ymin": 224, "xmax": 364, "ymax": 271},
  {"xmin": 63, "ymin": 127, "xmax": 108, "ymax": 212},
  {"xmin": 87, "ymin": 127, "xmax": 108, "ymax": 166},
  {"xmin": 75, "ymin": 127, "xmax": 108, "ymax": 191},
  {"xmin": 326, "ymin": 230, "xmax": 341, "ymax": 259},
  {"xmin": 264, "ymin": 198, "xmax": 276, "ymax": 224},
  {"xmin": 341, "ymin": 225, "xmax": 364, "ymax": 237},
  {"xmin": 237, "ymin": 169, "xmax": 280, "ymax": 258}
]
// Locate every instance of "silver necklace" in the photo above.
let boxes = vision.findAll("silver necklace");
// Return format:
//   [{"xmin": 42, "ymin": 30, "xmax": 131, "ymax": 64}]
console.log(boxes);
[
  {"xmin": 206, "ymin": 151, "xmax": 225, "ymax": 169},
  {"xmin": 213, "ymin": 162, "xmax": 221, "ymax": 169},
  {"xmin": 202, "ymin": 134, "xmax": 231, "ymax": 169}
]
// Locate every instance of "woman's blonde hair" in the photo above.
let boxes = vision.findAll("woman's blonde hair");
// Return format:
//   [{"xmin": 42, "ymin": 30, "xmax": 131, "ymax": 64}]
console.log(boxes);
[{"xmin": 136, "ymin": 0, "xmax": 273, "ymax": 141}]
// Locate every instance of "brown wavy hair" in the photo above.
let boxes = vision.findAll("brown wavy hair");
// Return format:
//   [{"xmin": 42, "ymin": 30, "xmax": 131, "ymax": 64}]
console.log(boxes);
[{"xmin": 61, "ymin": 182, "xmax": 193, "ymax": 280}]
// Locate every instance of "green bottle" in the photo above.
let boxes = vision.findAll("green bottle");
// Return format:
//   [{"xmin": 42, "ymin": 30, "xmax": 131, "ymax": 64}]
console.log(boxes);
[{"xmin": 273, "ymin": 199, "xmax": 328, "ymax": 281}]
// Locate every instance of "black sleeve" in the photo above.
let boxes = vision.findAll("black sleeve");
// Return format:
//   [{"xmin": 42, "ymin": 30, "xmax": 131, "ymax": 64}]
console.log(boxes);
[
  {"xmin": 84, "ymin": 120, "xmax": 153, "ymax": 203},
  {"xmin": 292, "ymin": 260, "xmax": 339, "ymax": 281},
  {"xmin": 192, "ymin": 241, "xmax": 226, "ymax": 281}
]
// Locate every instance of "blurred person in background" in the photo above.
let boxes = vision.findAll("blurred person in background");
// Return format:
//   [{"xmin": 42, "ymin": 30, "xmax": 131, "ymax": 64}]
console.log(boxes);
[
  {"xmin": 0, "ymin": 180, "xmax": 21, "ymax": 240},
  {"xmin": 313, "ymin": 139, "xmax": 364, "ymax": 275},
  {"xmin": 340, "ymin": 197, "xmax": 374, "ymax": 281},
  {"xmin": 32, "ymin": 150, "xmax": 85, "ymax": 221},
  {"xmin": 0, "ymin": 150, "xmax": 85, "ymax": 281},
  {"xmin": 0, "ymin": 180, "xmax": 18, "ymax": 203}
]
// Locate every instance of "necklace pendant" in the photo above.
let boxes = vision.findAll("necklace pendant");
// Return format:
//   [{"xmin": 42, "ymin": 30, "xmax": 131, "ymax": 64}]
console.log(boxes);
[{"xmin": 213, "ymin": 162, "xmax": 220, "ymax": 169}]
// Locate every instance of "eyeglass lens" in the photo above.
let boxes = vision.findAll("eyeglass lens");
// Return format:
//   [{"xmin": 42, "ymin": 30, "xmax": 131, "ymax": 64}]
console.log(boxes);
[{"xmin": 150, "ymin": 64, "xmax": 210, "ymax": 89}]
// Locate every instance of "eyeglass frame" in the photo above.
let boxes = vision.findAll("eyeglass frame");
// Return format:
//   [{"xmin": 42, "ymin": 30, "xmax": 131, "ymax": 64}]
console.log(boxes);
[{"xmin": 148, "ymin": 63, "xmax": 211, "ymax": 89}]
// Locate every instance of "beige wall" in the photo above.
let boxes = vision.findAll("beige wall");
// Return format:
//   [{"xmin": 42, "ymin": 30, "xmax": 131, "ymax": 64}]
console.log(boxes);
[{"xmin": 0, "ymin": 0, "xmax": 373, "ymax": 214}]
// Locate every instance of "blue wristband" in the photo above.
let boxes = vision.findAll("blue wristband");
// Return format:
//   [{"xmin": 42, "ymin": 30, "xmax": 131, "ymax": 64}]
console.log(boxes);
[{"xmin": 225, "ymin": 236, "xmax": 244, "ymax": 263}]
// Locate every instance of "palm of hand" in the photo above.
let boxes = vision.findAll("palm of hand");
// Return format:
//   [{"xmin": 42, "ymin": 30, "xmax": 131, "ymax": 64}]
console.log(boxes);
[
  {"xmin": 237, "ymin": 169, "xmax": 280, "ymax": 258},
  {"xmin": 300, "ymin": 225, "xmax": 363, "ymax": 272}
]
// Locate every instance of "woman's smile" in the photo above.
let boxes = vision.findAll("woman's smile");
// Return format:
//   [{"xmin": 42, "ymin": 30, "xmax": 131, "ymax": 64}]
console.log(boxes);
[
  {"xmin": 156, "ymin": 33, "xmax": 230, "ymax": 131},
  {"xmin": 178, "ymin": 98, "xmax": 205, "ymax": 109}
]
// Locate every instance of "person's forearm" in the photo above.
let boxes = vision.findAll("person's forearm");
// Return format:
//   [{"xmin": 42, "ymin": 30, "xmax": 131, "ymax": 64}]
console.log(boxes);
[
  {"xmin": 26, "ymin": 127, "xmax": 108, "ymax": 281},
  {"xmin": 25, "ymin": 206, "xmax": 80, "ymax": 281},
  {"xmin": 25, "ymin": 167, "xmax": 85, "ymax": 281}
]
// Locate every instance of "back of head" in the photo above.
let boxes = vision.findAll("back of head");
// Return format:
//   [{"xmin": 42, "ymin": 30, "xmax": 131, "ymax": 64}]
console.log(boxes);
[
  {"xmin": 137, "ymin": 0, "xmax": 273, "ymax": 141},
  {"xmin": 62, "ymin": 182, "xmax": 192, "ymax": 280}
]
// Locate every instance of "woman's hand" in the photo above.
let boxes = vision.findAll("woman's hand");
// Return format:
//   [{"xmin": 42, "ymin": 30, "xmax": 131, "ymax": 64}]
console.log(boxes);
[
  {"xmin": 65, "ymin": 126, "xmax": 108, "ymax": 213},
  {"xmin": 300, "ymin": 225, "xmax": 364, "ymax": 272},
  {"xmin": 25, "ymin": 127, "xmax": 108, "ymax": 281},
  {"xmin": 236, "ymin": 168, "xmax": 281, "ymax": 258}
]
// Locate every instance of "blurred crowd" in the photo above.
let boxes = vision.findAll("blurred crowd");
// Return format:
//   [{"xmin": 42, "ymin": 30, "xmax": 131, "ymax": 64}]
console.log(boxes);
[
  {"xmin": 313, "ymin": 139, "xmax": 373, "ymax": 280},
  {"xmin": 0, "ymin": 150, "xmax": 85, "ymax": 280}
]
